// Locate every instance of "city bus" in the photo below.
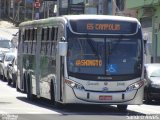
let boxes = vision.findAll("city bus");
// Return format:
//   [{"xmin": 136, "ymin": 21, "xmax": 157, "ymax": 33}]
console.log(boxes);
[{"xmin": 17, "ymin": 15, "xmax": 144, "ymax": 111}]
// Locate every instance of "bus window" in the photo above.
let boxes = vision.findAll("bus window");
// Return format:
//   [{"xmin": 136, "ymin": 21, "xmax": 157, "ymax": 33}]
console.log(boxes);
[
  {"xmin": 51, "ymin": 27, "xmax": 55, "ymax": 41},
  {"xmin": 28, "ymin": 28, "xmax": 33, "ymax": 54},
  {"xmin": 51, "ymin": 27, "xmax": 58, "ymax": 57},
  {"xmin": 41, "ymin": 28, "xmax": 46, "ymax": 54},
  {"xmin": 47, "ymin": 27, "xmax": 50, "ymax": 41},
  {"xmin": 32, "ymin": 28, "xmax": 37, "ymax": 54},
  {"xmin": 54, "ymin": 27, "xmax": 58, "ymax": 41},
  {"xmin": 23, "ymin": 29, "xmax": 28, "ymax": 53},
  {"xmin": 41, "ymin": 28, "xmax": 45, "ymax": 41},
  {"xmin": 46, "ymin": 28, "xmax": 52, "ymax": 56}
]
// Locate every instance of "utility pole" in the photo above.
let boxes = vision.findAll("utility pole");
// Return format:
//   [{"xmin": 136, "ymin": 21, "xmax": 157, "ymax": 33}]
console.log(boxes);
[
  {"xmin": 13, "ymin": 0, "xmax": 15, "ymax": 19},
  {"xmin": 56, "ymin": 0, "xmax": 60, "ymax": 16},
  {"xmin": 24, "ymin": 0, "xmax": 26, "ymax": 20},
  {"xmin": 0, "ymin": 0, "xmax": 1, "ymax": 19},
  {"xmin": 17, "ymin": 2, "xmax": 20, "ymax": 22}
]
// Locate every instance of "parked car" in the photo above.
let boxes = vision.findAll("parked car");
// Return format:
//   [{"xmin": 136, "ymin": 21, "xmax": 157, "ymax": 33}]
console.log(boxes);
[
  {"xmin": 7, "ymin": 57, "xmax": 17, "ymax": 87},
  {"xmin": 0, "ymin": 39, "xmax": 16, "ymax": 53},
  {"xmin": 0, "ymin": 52, "xmax": 16, "ymax": 81},
  {"xmin": 144, "ymin": 63, "xmax": 160, "ymax": 103}
]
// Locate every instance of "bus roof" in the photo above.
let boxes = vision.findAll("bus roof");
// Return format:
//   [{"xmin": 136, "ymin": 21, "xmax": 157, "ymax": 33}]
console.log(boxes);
[
  {"xmin": 19, "ymin": 15, "xmax": 140, "ymax": 27},
  {"xmin": 63, "ymin": 15, "xmax": 139, "ymax": 22}
]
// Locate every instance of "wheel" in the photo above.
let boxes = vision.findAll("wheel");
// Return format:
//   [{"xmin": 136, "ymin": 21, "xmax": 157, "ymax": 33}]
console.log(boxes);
[
  {"xmin": 12, "ymin": 74, "xmax": 17, "ymax": 87},
  {"xmin": 144, "ymin": 88, "xmax": 152, "ymax": 103},
  {"xmin": 23, "ymin": 75, "xmax": 27, "ymax": 93},
  {"xmin": 12, "ymin": 81, "xmax": 16, "ymax": 88},
  {"xmin": 117, "ymin": 105, "xmax": 128, "ymax": 111},
  {"xmin": 16, "ymin": 85, "xmax": 21, "ymax": 92},
  {"xmin": 8, "ymin": 79, "xmax": 12, "ymax": 85},
  {"xmin": 50, "ymin": 81, "xmax": 55, "ymax": 103},
  {"xmin": 2, "ymin": 71, "xmax": 6, "ymax": 81},
  {"xmin": 50, "ymin": 81, "xmax": 64, "ymax": 108},
  {"xmin": 7, "ymin": 71, "xmax": 11, "ymax": 85},
  {"xmin": 27, "ymin": 75, "xmax": 36, "ymax": 101}
]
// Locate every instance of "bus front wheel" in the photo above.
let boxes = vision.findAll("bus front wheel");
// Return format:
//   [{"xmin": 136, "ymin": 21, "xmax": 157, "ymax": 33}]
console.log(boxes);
[
  {"xmin": 27, "ymin": 76, "xmax": 36, "ymax": 101},
  {"xmin": 50, "ymin": 81, "xmax": 64, "ymax": 108}
]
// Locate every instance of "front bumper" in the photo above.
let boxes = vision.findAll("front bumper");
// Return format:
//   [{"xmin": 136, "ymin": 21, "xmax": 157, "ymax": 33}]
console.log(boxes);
[{"xmin": 64, "ymin": 84, "xmax": 144, "ymax": 104}]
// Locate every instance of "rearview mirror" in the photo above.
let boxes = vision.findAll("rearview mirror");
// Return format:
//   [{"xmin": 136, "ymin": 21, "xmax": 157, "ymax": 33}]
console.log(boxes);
[{"xmin": 58, "ymin": 42, "xmax": 68, "ymax": 56}]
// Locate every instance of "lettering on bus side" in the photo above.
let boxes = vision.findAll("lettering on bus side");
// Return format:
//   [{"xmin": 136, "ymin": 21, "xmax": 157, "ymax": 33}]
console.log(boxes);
[
  {"xmin": 75, "ymin": 60, "xmax": 102, "ymax": 67},
  {"xmin": 87, "ymin": 23, "xmax": 121, "ymax": 31}
]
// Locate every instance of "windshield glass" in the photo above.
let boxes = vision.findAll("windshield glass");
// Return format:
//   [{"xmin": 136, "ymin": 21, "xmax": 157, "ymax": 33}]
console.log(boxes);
[
  {"xmin": 67, "ymin": 36, "xmax": 142, "ymax": 76},
  {"xmin": 0, "ymin": 40, "xmax": 15, "ymax": 49},
  {"xmin": 150, "ymin": 69, "xmax": 160, "ymax": 77},
  {"xmin": 5, "ymin": 55, "xmax": 15, "ymax": 61}
]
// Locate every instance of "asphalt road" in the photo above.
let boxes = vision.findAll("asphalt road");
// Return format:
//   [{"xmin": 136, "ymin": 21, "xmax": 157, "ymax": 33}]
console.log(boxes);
[{"xmin": 0, "ymin": 80, "xmax": 160, "ymax": 120}]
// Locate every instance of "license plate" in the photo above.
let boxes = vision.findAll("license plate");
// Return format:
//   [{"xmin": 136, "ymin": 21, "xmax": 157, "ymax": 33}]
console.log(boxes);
[{"xmin": 99, "ymin": 95, "xmax": 112, "ymax": 100}]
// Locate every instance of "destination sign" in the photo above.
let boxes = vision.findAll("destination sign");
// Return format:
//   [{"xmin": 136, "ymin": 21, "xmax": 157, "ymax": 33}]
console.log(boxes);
[
  {"xmin": 69, "ymin": 20, "xmax": 138, "ymax": 35},
  {"xmin": 75, "ymin": 59, "xmax": 102, "ymax": 67},
  {"xmin": 87, "ymin": 23, "xmax": 121, "ymax": 31}
]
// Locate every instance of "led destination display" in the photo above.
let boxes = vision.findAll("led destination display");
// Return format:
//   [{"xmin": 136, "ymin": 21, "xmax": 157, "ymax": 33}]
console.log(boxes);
[{"xmin": 69, "ymin": 19, "xmax": 138, "ymax": 34}]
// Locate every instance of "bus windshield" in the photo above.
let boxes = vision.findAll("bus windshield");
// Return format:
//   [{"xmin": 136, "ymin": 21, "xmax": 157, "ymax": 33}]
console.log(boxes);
[{"xmin": 67, "ymin": 36, "xmax": 142, "ymax": 77}]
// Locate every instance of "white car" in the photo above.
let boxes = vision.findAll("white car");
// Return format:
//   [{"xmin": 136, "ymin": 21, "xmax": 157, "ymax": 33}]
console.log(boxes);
[
  {"xmin": 0, "ymin": 52, "xmax": 16, "ymax": 81},
  {"xmin": 0, "ymin": 39, "xmax": 16, "ymax": 53},
  {"xmin": 7, "ymin": 57, "xmax": 17, "ymax": 87}
]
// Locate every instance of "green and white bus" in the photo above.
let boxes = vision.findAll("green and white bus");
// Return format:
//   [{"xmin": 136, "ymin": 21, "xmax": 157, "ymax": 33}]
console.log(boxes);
[{"xmin": 17, "ymin": 15, "xmax": 144, "ymax": 111}]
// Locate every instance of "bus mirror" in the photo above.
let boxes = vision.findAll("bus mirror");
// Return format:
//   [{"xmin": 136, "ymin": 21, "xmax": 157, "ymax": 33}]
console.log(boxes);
[{"xmin": 58, "ymin": 42, "xmax": 68, "ymax": 56}]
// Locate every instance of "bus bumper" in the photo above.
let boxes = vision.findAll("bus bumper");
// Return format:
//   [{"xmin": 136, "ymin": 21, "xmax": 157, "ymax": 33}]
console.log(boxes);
[{"xmin": 64, "ymin": 84, "xmax": 144, "ymax": 105}]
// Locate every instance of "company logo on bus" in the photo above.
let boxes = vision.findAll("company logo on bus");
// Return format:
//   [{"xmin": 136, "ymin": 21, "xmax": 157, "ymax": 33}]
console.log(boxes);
[{"xmin": 102, "ymin": 87, "xmax": 108, "ymax": 91}]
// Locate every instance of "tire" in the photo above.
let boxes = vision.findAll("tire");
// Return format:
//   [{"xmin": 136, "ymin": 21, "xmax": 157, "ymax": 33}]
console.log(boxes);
[
  {"xmin": 12, "ymin": 81, "xmax": 16, "ymax": 88},
  {"xmin": 2, "ymin": 71, "xmax": 6, "ymax": 81},
  {"xmin": 23, "ymin": 75, "xmax": 27, "ymax": 93},
  {"xmin": 8, "ymin": 79, "xmax": 12, "ymax": 85},
  {"xmin": 16, "ymin": 86, "xmax": 21, "ymax": 92},
  {"xmin": 27, "ymin": 75, "xmax": 36, "ymax": 101},
  {"xmin": 50, "ymin": 81, "xmax": 55, "ymax": 104},
  {"xmin": 50, "ymin": 81, "xmax": 63, "ymax": 108},
  {"xmin": 12, "ymin": 74, "xmax": 17, "ymax": 88},
  {"xmin": 117, "ymin": 105, "xmax": 128, "ymax": 111},
  {"xmin": 144, "ymin": 88, "xmax": 152, "ymax": 103}
]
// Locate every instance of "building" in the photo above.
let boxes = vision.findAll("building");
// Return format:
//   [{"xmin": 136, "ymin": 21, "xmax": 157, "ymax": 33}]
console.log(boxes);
[
  {"xmin": 126, "ymin": 0, "xmax": 160, "ymax": 63},
  {"xmin": 0, "ymin": 0, "xmax": 56, "ymax": 23},
  {"xmin": 58, "ymin": 0, "xmax": 125, "ymax": 15}
]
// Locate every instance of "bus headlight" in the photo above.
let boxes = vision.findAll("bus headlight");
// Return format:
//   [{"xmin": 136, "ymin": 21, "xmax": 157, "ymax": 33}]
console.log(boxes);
[
  {"xmin": 126, "ymin": 80, "xmax": 144, "ymax": 91},
  {"xmin": 65, "ymin": 79, "xmax": 85, "ymax": 90}
]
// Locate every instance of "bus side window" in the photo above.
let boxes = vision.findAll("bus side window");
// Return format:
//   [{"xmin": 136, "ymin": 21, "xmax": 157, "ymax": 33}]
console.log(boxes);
[
  {"xmin": 51, "ymin": 27, "xmax": 58, "ymax": 57},
  {"xmin": 30, "ymin": 28, "xmax": 35, "ymax": 54},
  {"xmin": 28, "ymin": 28, "xmax": 33, "ymax": 54},
  {"xmin": 46, "ymin": 27, "xmax": 52, "ymax": 56},
  {"xmin": 32, "ymin": 28, "xmax": 37, "ymax": 54},
  {"xmin": 41, "ymin": 28, "xmax": 45, "ymax": 54},
  {"xmin": 45, "ymin": 27, "xmax": 50, "ymax": 54},
  {"xmin": 55, "ymin": 27, "xmax": 58, "ymax": 41},
  {"xmin": 51, "ymin": 27, "xmax": 55, "ymax": 41},
  {"xmin": 23, "ymin": 29, "xmax": 28, "ymax": 53}
]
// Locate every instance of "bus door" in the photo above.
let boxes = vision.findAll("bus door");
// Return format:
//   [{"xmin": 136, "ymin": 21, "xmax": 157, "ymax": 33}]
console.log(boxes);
[{"xmin": 56, "ymin": 23, "xmax": 65, "ymax": 102}]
